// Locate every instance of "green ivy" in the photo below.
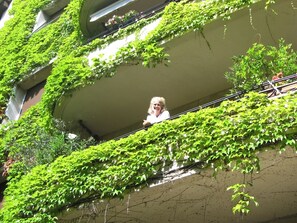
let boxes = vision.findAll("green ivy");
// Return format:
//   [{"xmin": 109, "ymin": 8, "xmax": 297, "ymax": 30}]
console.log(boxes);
[
  {"xmin": 227, "ymin": 183, "xmax": 259, "ymax": 215},
  {"xmin": 0, "ymin": 92, "xmax": 296, "ymax": 222},
  {"xmin": 0, "ymin": 0, "xmax": 294, "ymax": 221},
  {"xmin": 225, "ymin": 39, "xmax": 297, "ymax": 92},
  {"xmin": 0, "ymin": 0, "xmax": 272, "ymax": 170}
]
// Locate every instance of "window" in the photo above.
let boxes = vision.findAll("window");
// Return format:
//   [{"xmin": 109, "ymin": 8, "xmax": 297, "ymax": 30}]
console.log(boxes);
[
  {"xmin": 90, "ymin": 0, "xmax": 136, "ymax": 22},
  {"xmin": 5, "ymin": 86, "xmax": 26, "ymax": 121},
  {"xmin": 32, "ymin": 0, "xmax": 70, "ymax": 32},
  {"xmin": 20, "ymin": 80, "xmax": 46, "ymax": 115},
  {"xmin": 5, "ymin": 80, "xmax": 46, "ymax": 120},
  {"xmin": 0, "ymin": 0, "xmax": 11, "ymax": 19},
  {"xmin": 5, "ymin": 64, "xmax": 52, "ymax": 121},
  {"xmin": 0, "ymin": 0, "xmax": 12, "ymax": 29}
]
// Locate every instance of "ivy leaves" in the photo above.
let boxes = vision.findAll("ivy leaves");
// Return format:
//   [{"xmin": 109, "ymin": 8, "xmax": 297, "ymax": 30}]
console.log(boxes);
[
  {"xmin": 0, "ymin": 0, "xmax": 296, "ymax": 222},
  {"xmin": 225, "ymin": 39, "xmax": 297, "ymax": 92},
  {"xmin": 118, "ymin": 41, "xmax": 170, "ymax": 68},
  {"xmin": 227, "ymin": 183, "xmax": 259, "ymax": 215}
]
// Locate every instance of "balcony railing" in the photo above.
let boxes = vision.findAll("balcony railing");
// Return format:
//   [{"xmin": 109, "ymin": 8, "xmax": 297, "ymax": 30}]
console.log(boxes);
[
  {"xmin": 86, "ymin": 0, "xmax": 179, "ymax": 43},
  {"xmin": 1, "ymin": 74, "xmax": 296, "ymax": 140},
  {"xmin": 112, "ymin": 73, "xmax": 297, "ymax": 141}
]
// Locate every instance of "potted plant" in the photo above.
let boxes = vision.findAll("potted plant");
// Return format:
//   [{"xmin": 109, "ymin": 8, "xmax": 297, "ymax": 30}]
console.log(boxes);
[
  {"xmin": 122, "ymin": 10, "xmax": 138, "ymax": 23},
  {"xmin": 105, "ymin": 14, "xmax": 122, "ymax": 29},
  {"xmin": 105, "ymin": 10, "xmax": 138, "ymax": 30},
  {"xmin": 225, "ymin": 39, "xmax": 297, "ymax": 92}
]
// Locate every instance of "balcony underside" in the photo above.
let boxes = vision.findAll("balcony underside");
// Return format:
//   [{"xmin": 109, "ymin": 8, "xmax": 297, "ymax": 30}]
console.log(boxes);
[
  {"xmin": 54, "ymin": 0, "xmax": 297, "ymax": 140},
  {"xmin": 58, "ymin": 147, "xmax": 297, "ymax": 223}
]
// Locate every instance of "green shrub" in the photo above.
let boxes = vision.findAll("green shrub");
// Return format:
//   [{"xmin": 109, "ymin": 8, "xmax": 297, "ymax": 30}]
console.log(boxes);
[
  {"xmin": 4, "ymin": 119, "xmax": 96, "ymax": 180},
  {"xmin": 225, "ymin": 39, "xmax": 297, "ymax": 92}
]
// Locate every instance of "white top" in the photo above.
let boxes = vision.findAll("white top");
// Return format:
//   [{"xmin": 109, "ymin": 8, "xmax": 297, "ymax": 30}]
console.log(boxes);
[{"xmin": 146, "ymin": 110, "xmax": 170, "ymax": 125}]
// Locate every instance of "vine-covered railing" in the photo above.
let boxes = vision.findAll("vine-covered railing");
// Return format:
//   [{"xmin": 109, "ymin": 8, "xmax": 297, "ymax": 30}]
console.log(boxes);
[
  {"xmin": 1, "ymin": 90, "xmax": 297, "ymax": 222},
  {"xmin": 87, "ymin": 0, "xmax": 181, "ymax": 42},
  {"xmin": 0, "ymin": 0, "xmax": 296, "ymax": 221}
]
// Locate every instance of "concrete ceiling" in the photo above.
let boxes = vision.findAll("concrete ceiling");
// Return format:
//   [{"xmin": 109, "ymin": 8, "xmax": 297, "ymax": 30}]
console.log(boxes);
[
  {"xmin": 58, "ymin": 147, "xmax": 297, "ymax": 223},
  {"xmin": 54, "ymin": 0, "xmax": 297, "ymax": 140}
]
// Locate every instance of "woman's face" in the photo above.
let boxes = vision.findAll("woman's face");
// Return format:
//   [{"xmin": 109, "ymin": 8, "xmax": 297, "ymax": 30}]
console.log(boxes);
[{"xmin": 152, "ymin": 100, "xmax": 162, "ymax": 113}]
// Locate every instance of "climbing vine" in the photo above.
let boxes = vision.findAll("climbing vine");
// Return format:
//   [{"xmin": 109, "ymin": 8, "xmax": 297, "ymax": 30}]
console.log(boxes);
[
  {"xmin": 0, "ymin": 0, "xmax": 295, "ymax": 222},
  {"xmin": 225, "ymin": 39, "xmax": 297, "ymax": 92},
  {"xmin": 0, "ymin": 0, "xmax": 273, "ymax": 168},
  {"xmin": 0, "ymin": 92, "xmax": 296, "ymax": 222},
  {"xmin": 227, "ymin": 183, "xmax": 259, "ymax": 215}
]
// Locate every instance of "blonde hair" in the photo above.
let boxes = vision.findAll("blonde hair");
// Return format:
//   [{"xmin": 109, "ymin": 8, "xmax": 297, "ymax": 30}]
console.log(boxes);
[{"xmin": 147, "ymin": 97, "xmax": 167, "ymax": 114}]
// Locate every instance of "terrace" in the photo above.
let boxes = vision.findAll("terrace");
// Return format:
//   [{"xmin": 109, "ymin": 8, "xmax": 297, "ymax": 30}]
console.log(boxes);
[
  {"xmin": 54, "ymin": 0, "xmax": 297, "ymax": 142},
  {"xmin": 58, "ymin": 148, "xmax": 297, "ymax": 223},
  {"xmin": 55, "ymin": 69, "xmax": 297, "ymax": 223}
]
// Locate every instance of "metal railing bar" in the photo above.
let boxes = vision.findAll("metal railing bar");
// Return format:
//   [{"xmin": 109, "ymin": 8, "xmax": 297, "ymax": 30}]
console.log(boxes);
[{"xmin": 86, "ymin": 1, "xmax": 171, "ymax": 43}]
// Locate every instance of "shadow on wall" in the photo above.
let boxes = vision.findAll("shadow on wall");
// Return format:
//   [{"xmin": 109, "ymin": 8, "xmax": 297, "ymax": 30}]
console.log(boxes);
[{"xmin": 0, "ymin": 181, "xmax": 6, "ymax": 209}]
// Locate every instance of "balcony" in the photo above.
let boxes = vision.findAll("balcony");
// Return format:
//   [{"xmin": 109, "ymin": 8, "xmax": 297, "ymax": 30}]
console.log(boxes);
[
  {"xmin": 32, "ymin": 0, "xmax": 70, "ymax": 32},
  {"xmin": 111, "ymin": 73, "xmax": 297, "ymax": 141},
  {"xmin": 58, "ymin": 148, "xmax": 297, "ymax": 223},
  {"xmin": 3, "ymin": 80, "xmax": 297, "ymax": 222},
  {"xmin": 54, "ymin": 0, "xmax": 297, "ymax": 141}
]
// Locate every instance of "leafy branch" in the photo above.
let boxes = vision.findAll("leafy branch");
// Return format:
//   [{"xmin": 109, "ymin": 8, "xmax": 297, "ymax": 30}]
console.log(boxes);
[{"xmin": 227, "ymin": 183, "xmax": 259, "ymax": 215}]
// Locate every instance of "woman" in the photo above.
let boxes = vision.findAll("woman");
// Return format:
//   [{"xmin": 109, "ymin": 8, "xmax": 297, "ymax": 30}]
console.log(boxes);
[{"xmin": 143, "ymin": 97, "xmax": 170, "ymax": 127}]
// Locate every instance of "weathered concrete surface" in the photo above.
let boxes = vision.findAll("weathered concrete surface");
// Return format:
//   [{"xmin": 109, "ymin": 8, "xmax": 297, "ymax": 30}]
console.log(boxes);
[{"xmin": 58, "ymin": 147, "xmax": 297, "ymax": 223}]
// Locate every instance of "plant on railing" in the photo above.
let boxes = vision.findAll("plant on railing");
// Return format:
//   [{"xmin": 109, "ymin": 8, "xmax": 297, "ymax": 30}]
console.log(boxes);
[
  {"xmin": 225, "ymin": 39, "xmax": 297, "ymax": 92},
  {"xmin": 105, "ymin": 10, "xmax": 138, "ymax": 29}
]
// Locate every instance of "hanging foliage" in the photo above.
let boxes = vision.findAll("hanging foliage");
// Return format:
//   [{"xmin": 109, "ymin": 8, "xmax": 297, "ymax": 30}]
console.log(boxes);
[{"xmin": 225, "ymin": 39, "xmax": 297, "ymax": 92}]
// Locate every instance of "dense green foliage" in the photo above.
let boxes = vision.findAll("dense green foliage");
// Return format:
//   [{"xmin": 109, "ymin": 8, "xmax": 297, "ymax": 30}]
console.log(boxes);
[
  {"xmin": 0, "ymin": 0, "xmax": 85, "ymax": 164},
  {"xmin": 0, "ymin": 0, "xmax": 295, "ymax": 222},
  {"xmin": 5, "ymin": 118, "xmax": 96, "ymax": 180},
  {"xmin": 225, "ymin": 39, "xmax": 297, "ymax": 92},
  {"xmin": 0, "ymin": 0, "xmax": 266, "ymax": 171},
  {"xmin": 1, "ymin": 92, "xmax": 296, "ymax": 222}
]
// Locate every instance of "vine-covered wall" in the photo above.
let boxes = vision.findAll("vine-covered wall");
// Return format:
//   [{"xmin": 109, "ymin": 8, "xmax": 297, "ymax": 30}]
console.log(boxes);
[
  {"xmin": 0, "ymin": 0, "xmax": 295, "ymax": 222},
  {"xmin": 0, "ymin": 0, "xmax": 267, "ymax": 171},
  {"xmin": 1, "ymin": 92, "xmax": 297, "ymax": 222}
]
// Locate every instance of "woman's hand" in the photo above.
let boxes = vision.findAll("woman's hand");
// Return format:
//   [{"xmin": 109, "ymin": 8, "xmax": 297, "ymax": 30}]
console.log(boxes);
[{"xmin": 143, "ymin": 120, "xmax": 151, "ymax": 127}]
